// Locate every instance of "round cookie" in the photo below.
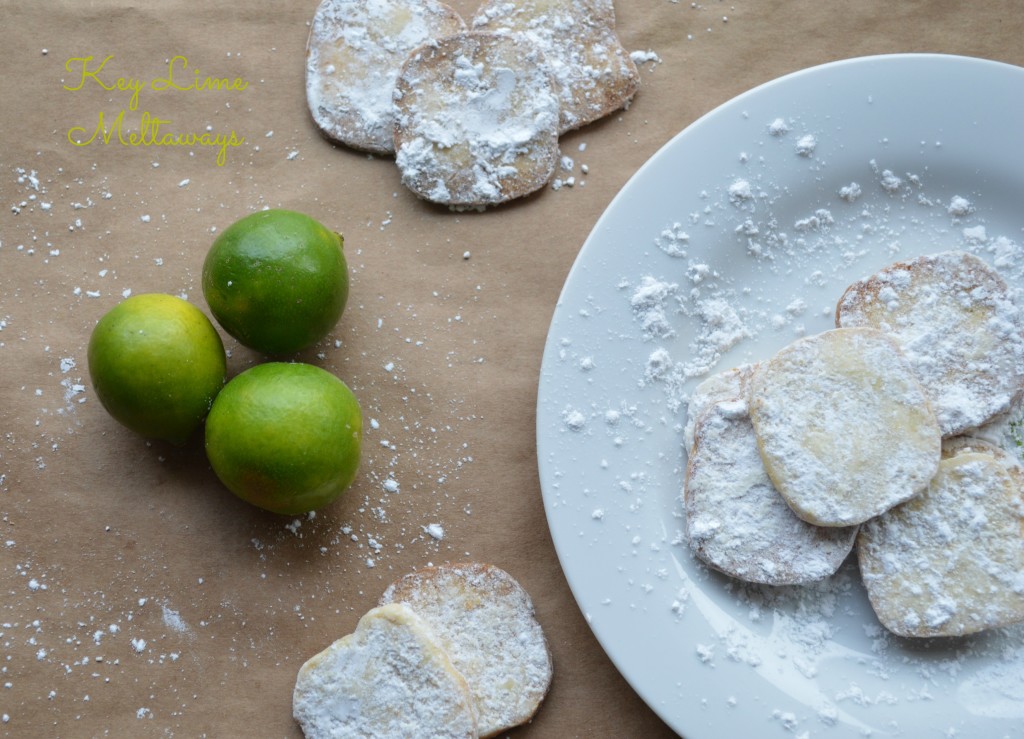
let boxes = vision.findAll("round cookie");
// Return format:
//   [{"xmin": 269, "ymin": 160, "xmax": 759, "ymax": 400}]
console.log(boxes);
[
  {"xmin": 683, "ymin": 363, "xmax": 757, "ymax": 455},
  {"xmin": 858, "ymin": 437, "xmax": 1024, "ymax": 638},
  {"xmin": 748, "ymin": 327, "xmax": 941, "ymax": 527},
  {"xmin": 379, "ymin": 562, "xmax": 552, "ymax": 738},
  {"xmin": 393, "ymin": 31, "xmax": 560, "ymax": 207},
  {"xmin": 305, "ymin": 0, "xmax": 466, "ymax": 154},
  {"xmin": 292, "ymin": 603, "xmax": 478, "ymax": 738},
  {"xmin": 836, "ymin": 250, "xmax": 1024, "ymax": 437},
  {"xmin": 471, "ymin": 0, "xmax": 640, "ymax": 133},
  {"xmin": 685, "ymin": 400, "xmax": 858, "ymax": 585}
]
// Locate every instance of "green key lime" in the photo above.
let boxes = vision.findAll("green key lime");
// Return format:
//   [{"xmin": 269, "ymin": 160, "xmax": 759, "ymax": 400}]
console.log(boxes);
[
  {"xmin": 88, "ymin": 293, "xmax": 227, "ymax": 445},
  {"xmin": 202, "ymin": 209, "xmax": 349, "ymax": 356},
  {"xmin": 204, "ymin": 362, "xmax": 362, "ymax": 515}
]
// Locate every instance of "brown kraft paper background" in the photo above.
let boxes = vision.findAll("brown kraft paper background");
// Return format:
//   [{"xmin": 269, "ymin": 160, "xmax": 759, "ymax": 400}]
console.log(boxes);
[{"xmin": 1, "ymin": 1, "xmax": 1023, "ymax": 736}]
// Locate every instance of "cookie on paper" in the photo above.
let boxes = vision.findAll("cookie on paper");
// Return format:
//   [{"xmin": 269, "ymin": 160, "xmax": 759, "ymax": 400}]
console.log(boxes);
[
  {"xmin": 393, "ymin": 31, "xmax": 560, "ymax": 207},
  {"xmin": 472, "ymin": 0, "xmax": 640, "ymax": 133},
  {"xmin": 292, "ymin": 603, "xmax": 478, "ymax": 738},
  {"xmin": 380, "ymin": 562, "xmax": 552, "ymax": 737},
  {"xmin": 305, "ymin": 0, "xmax": 466, "ymax": 154}
]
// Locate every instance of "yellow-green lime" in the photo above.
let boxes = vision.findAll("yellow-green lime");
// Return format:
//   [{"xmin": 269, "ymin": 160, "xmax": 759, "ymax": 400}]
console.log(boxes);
[
  {"xmin": 204, "ymin": 362, "xmax": 362, "ymax": 515},
  {"xmin": 88, "ymin": 293, "xmax": 227, "ymax": 445},
  {"xmin": 202, "ymin": 209, "xmax": 348, "ymax": 356}
]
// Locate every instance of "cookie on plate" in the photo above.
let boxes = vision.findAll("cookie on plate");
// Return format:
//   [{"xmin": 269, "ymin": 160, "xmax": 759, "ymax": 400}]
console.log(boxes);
[
  {"xmin": 471, "ymin": 0, "xmax": 640, "ymax": 133},
  {"xmin": 683, "ymin": 363, "xmax": 757, "ymax": 455},
  {"xmin": 685, "ymin": 399, "xmax": 858, "ymax": 585},
  {"xmin": 748, "ymin": 327, "xmax": 941, "ymax": 527},
  {"xmin": 858, "ymin": 437, "xmax": 1024, "ymax": 637},
  {"xmin": 836, "ymin": 250, "xmax": 1024, "ymax": 437},
  {"xmin": 379, "ymin": 562, "xmax": 552, "ymax": 737},
  {"xmin": 393, "ymin": 31, "xmax": 560, "ymax": 207},
  {"xmin": 305, "ymin": 0, "xmax": 466, "ymax": 154},
  {"xmin": 292, "ymin": 602, "xmax": 478, "ymax": 738}
]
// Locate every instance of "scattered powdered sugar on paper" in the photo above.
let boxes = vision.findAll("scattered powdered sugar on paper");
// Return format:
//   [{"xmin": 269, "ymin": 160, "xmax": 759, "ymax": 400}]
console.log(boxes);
[
  {"xmin": 630, "ymin": 49, "xmax": 662, "ymax": 69},
  {"xmin": 160, "ymin": 603, "xmax": 190, "ymax": 635},
  {"xmin": 2, "ymin": 155, "xmax": 493, "ymax": 731}
]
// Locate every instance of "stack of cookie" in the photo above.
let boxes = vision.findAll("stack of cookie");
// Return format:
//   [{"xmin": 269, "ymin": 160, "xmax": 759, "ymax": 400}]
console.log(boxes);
[
  {"xmin": 305, "ymin": 0, "xmax": 640, "ymax": 208},
  {"xmin": 292, "ymin": 563, "xmax": 553, "ymax": 738},
  {"xmin": 683, "ymin": 251, "xmax": 1024, "ymax": 638}
]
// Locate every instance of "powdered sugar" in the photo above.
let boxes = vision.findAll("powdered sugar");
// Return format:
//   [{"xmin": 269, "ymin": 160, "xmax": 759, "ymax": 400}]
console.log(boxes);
[
  {"xmin": 859, "ymin": 438, "xmax": 1024, "ymax": 637},
  {"xmin": 292, "ymin": 603, "xmax": 477, "ymax": 738},
  {"xmin": 837, "ymin": 251, "xmax": 1024, "ymax": 436},
  {"xmin": 686, "ymin": 401, "xmax": 857, "ymax": 584},
  {"xmin": 379, "ymin": 563, "xmax": 552, "ymax": 736},
  {"xmin": 471, "ymin": 0, "xmax": 640, "ymax": 134},
  {"xmin": 629, "ymin": 275, "xmax": 678, "ymax": 339},
  {"xmin": 393, "ymin": 31, "xmax": 560, "ymax": 207},
  {"xmin": 748, "ymin": 328, "xmax": 941, "ymax": 527},
  {"xmin": 305, "ymin": 0, "xmax": 466, "ymax": 154},
  {"xmin": 629, "ymin": 277, "xmax": 750, "ymax": 394}
]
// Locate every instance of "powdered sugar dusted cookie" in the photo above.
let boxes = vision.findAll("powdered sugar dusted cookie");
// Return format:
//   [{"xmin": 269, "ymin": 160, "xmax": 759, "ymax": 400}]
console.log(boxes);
[
  {"xmin": 472, "ymin": 0, "xmax": 640, "ymax": 133},
  {"xmin": 836, "ymin": 250, "xmax": 1024, "ymax": 437},
  {"xmin": 748, "ymin": 327, "xmax": 941, "ymax": 527},
  {"xmin": 393, "ymin": 31, "xmax": 560, "ymax": 207},
  {"xmin": 292, "ymin": 602, "xmax": 478, "ymax": 738},
  {"xmin": 858, "ymin": 437, "xmax": 1024, "ymax": 638},
  {"xmin": 305, "ymin": 0, "xmax": 466, "ymax": 154},
  {"xmin": 686, "ymin": 401, "xmax": 858, "ymax": 585},
  {"xmin": 968, "ymin": 392, "xmax": 1024, "ymax": 458},
  {"xmin": 380, "ymin": 563, "xmax": 552, "ymax": 737},
  {"xmin": 683, "ymin": 363, "xmax": 757, "ymax": 454}
]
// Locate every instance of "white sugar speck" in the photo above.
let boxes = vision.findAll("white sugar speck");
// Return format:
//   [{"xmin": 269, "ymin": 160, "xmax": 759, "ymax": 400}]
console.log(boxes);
[
  {"xmin": 563, "ymin": 408, "xmax": 587, "ymax": 431},
  {"xmin": 795, "ymin": 134, "xmax": 817, "ymax": 156},
  {"xmin": 161, "ymin": 604, "xmax": 189, "ymax": 633},
  {"xmin": 838, "ymin": 182, "xmax": 862, "ymax": 202},
  {"xmin": 948, "ymin": 195, "xmax": 975, "ymax": 217},
  {"xmin": 728, "ymin": 179, "xmax": 753, "ymax": 203},
  {"xmin": 768, "ymin": 117, "xmax": 790, "ymax": 136}
]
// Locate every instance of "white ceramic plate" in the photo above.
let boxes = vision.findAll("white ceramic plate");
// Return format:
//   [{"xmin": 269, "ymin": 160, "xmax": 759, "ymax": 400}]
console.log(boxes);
[{"xmin": 537, "ymin": 54, "xmax": 1024, "ymax": 738}]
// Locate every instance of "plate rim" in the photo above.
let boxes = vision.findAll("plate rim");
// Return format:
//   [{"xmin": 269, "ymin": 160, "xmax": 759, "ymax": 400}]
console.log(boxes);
[{"xmin": 536, "ymin": 51, "xmax": 1024, "ymax": 737}]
